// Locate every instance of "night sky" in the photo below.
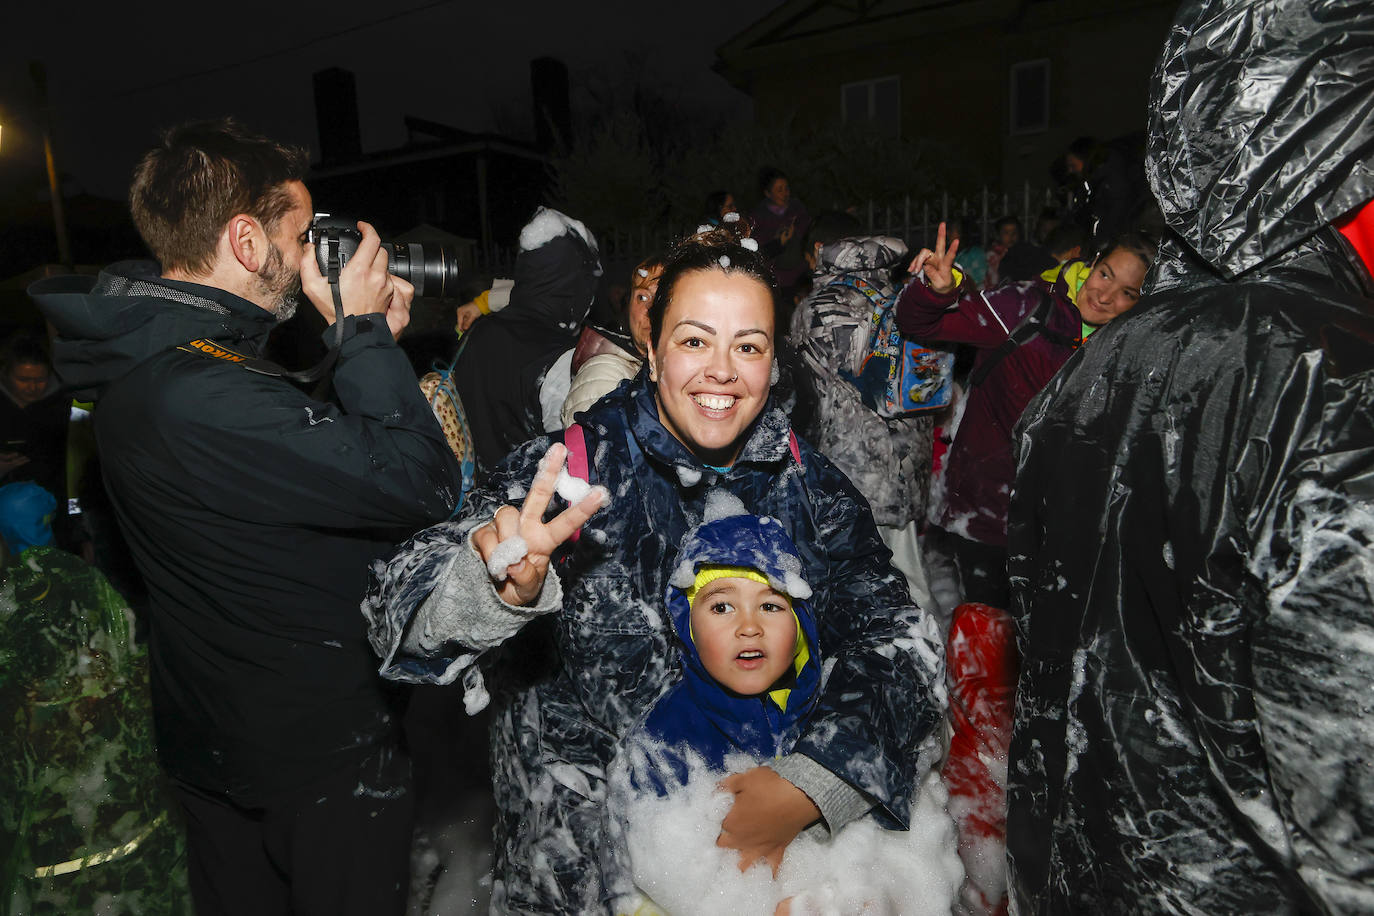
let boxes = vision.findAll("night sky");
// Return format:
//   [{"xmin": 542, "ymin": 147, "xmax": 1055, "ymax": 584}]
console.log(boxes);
[{"xmin": 1, "ymin": 0, "xmax": 783, "ymax": 202}]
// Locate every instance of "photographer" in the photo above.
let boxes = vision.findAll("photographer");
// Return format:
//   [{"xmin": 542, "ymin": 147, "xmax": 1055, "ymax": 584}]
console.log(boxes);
[{"xmin": 28, "ymin": 118, "xmax": 462, "ymax": 915}]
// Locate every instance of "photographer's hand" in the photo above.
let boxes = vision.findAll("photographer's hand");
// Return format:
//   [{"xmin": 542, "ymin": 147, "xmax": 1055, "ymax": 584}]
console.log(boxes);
[
  {"xmin": 471, "ymin": 443, "xmax": 607, "ymax": 606},
  {"xmin": 301, "ymin": 221, "xmax": 413, "ymax": 339}
]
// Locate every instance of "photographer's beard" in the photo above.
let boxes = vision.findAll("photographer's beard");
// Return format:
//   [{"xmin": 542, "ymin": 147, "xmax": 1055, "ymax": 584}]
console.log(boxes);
[{"xmin": 256, "ymin": 241, "xmax": 302, "ymax": 323}]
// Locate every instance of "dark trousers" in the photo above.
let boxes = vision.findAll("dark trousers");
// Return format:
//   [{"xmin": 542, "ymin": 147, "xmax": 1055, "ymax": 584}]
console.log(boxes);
[
  {"xmin": 930, "ymin": 525, "xmax": 1011, "ymax": 610},
  {"xmin": 171, "ymin": 742, "xmax": 413, "ymax": 916}
]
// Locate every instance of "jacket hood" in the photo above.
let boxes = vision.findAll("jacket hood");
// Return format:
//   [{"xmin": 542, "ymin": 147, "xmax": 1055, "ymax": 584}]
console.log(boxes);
[
  {"xmin": 1147, "ymin": 0, "xmax": 1373, "ymax": 280},
  {"xmin": 816, "ymin": 235, "xmax": 908, "ymax": 277},
  {"xmin": 27, "ymin": 260, "xmax": 277, "ymax": 397},
  {"xmin": 495, "ymin": 207, "xmax": 602, "ymax": 342},
  {"xmin": 637, "ymin": 507, "xmax": 821, "ymax": 771}
]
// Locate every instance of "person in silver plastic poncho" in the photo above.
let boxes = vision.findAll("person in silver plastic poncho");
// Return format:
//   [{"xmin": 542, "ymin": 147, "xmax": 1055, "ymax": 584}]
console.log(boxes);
[{"xmin": 1005, "ymin": 1, "xmax": 1374, "ymax": 913}]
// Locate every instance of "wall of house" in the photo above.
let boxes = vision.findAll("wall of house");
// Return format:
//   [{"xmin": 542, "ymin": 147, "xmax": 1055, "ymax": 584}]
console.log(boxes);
[{"xmin": 722, "ymin": 0, "xmax": 1177, "ymax": 201}]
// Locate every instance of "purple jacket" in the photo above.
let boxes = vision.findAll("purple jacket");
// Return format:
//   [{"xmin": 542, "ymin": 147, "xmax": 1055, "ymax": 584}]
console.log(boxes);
[
  {"xmin": 896, "ymin": 266, "xmax": 1082, "ymax": 546},
  {"xmin": 748, "ymin": 199, "xmax": 811, "ymax": 290}
]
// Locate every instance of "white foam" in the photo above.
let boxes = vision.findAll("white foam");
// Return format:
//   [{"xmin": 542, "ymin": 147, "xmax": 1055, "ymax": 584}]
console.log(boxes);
[
  {"xmin": 556, "ymin": 468, "xmax": 593, "ymax": 503},
  {"xmin": 619, "ymin": 754, "xmax": 963, "ymax": 916},
  {"xmin": 519, "ymin": 207, "xmax": 599, "ymax": 253},
  {"xmin": 485, "ymin": 535, "xmax": 529, "ymax": 581}
]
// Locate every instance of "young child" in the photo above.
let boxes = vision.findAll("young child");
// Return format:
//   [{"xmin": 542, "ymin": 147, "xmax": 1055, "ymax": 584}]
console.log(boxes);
[
  {"xmin": 625, "ymin": 507, "xmax": 821, "ymax": 795},
  {"xmin": 604, "ymin": 500, "xmax": 962, "ymax": 916}
]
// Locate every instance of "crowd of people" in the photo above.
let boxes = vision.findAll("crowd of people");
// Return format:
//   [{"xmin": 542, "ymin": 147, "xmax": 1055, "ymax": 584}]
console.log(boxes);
[{"xmin": 3, "ymin": 0, "xmax": 1371, "ymax": 913}]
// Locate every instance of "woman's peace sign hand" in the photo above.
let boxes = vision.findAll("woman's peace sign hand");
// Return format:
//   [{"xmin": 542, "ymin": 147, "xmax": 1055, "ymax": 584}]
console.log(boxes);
[
  {"xmin": 472, "ymin": 443, "xmax": 608, "ymax": 606},
  {"xmin": 908, "ymin": 221, "xmax": 961, "ymax": 295}
]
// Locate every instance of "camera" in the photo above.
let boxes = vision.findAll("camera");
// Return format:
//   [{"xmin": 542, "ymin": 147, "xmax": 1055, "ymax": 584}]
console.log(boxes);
[{"xmin": 310, "ymin": 213, "xmax": 461, "ymax": 300}]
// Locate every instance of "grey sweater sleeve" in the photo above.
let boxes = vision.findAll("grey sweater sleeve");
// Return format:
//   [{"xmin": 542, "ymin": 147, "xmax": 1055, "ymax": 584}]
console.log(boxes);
[
  {"xmin": 402, "ymin": 524, "xmax": 563, "ymax": 657},
  {"xmin": 768, "ymin": 753, "xmax": 874, "ymax": 837}
]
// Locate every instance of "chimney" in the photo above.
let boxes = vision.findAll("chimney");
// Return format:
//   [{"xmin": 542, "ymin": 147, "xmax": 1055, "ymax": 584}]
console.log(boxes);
[
  {"xmin": 530, "ymin": 57, "xmax": 572, "ymax": 153},
  {"xmin": 313, "ymin": 67, "xmax": 362, "ymax": 164}
]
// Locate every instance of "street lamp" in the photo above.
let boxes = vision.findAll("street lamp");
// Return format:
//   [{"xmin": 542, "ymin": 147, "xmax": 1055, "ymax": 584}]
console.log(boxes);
[{"xmin": 29, "ymin": 61, "xmax": 72, "ymax": 269}]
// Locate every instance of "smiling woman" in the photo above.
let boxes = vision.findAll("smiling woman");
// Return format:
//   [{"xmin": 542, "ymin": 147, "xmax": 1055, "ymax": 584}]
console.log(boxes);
[
  {"xmin": 363, "ymin": 225, "xmax": 947, "ymax": 913},
  {"xmin": 646, "ymin": 230, "xmax": 777, "ymax": 466},
  {"xmin": 895, "ymin": 224, "xmax": 1156, "ymax": 609}
]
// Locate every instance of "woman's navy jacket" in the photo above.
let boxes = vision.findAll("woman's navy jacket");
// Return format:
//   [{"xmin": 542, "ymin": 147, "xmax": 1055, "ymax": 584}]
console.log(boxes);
[{"xmin": 366, "ymin": 369, "xmax": 945, "ymax": 912}]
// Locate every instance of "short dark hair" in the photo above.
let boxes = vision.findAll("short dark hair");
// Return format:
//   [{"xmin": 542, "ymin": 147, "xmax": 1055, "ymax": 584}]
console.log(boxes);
[
  {"xmin": 649, "ymin": 226, "xmax": 777, "ymax": 348},
  {"xmin": 994, "ymin": 214, "xmax": 1022, "ymax": 232},
  {"xmin": 704, "ymin": 191, "xmax": 733, "ymax": 217},
  {"xmin": 632, "ymin": 250, "xmax": 667, "ymax": 283},
  {"xmin": 1067, "ymin": 136, "xmax": 1106, "ymax": 172},
  {"xmin": 804, "ymin": 210, "xmax": 864, "ymax": 252},
  {"xmin": 129, "ymin": 117, "xmax": 310, "ymax": 275},
  {"xmin": 1096, "ymin": 229, "xmax": 1158, "ymax": 272},
  {"xmin": 0, "ymin": 331, "xmax": 50, "ymax": 373},
  {"xmin": 757, "ymin": 166, "xmax": 787, "ymax": 195},
  {"xmin": 1045, "ymin": 223, "xmax": 1087, "ymax": 258}
]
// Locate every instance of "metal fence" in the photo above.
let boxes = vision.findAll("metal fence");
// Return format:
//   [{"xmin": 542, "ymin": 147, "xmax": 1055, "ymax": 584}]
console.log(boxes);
[
  {"xmin": 477, "ymin": 181, "xmax": 1074, "ymax": 274},
  {"xmin": 855, "ymin": 182, "xmax": 1075, "ymax": 250}
]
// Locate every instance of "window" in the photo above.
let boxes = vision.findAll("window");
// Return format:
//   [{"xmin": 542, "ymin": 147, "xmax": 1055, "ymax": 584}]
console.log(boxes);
[
  {"xmin": 841, "ymin": 76, "xmax": 900, "ymax": 137},
  {"xmin": 1009, "ymin": 59, "xmax": 1050, "ymax": 134}
]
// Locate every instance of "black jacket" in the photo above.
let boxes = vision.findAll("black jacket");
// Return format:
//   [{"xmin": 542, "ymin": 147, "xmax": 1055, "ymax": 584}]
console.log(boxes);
[
  {"xmin": 455, "ymin": 208, "xmax": 602, "ymax": 475},
  {"xmin": 1006, "ymin": 2, "xmax": 1374, "ymax": 913},
  {"xmin": 29, "ymin": 262, "xmax": 462, "ymax": 803}
]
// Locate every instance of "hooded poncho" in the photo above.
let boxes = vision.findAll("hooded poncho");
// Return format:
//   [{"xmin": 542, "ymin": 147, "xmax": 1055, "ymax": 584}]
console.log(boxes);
[{"xmin": 1005, "ymin": 1, "xmax": 1374, "ymax": 912}]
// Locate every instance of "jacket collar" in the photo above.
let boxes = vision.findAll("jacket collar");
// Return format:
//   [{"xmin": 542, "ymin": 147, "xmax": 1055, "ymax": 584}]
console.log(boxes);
[{"xmin": 29, "ymin": 260, "xmax": 280, "ymax": 398}]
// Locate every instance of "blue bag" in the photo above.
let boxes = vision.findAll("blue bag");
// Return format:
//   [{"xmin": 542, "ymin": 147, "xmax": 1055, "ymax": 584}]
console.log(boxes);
[{"xmin": 834, "ymin": 275, "xmax": 954, "ymax": 416}]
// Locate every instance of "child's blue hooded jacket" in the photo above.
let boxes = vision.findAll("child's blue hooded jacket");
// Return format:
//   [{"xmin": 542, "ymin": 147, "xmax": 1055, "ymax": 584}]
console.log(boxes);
[{"xmin": 633, "ymin": 510, "xmax": 823, "ymax": 791}]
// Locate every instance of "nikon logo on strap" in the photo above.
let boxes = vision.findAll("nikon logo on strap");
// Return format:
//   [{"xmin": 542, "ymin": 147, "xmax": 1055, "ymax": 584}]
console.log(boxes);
[
  {"xmin": 175, "ymin": 338, "xmax": 291, "ymax": 378},
  {"xmin": 179, "ymin": 339, "xmax": 249, "ymax": 363}
]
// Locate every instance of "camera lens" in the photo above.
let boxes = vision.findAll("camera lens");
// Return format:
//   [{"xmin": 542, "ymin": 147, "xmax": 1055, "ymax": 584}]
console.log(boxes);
[{"xmin": 382, "ymin": 242, "xmax": 461, "ymax": 300}]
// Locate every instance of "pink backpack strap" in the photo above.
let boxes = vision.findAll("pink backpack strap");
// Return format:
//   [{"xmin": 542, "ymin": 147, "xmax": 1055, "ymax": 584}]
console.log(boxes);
[
  {"xmin": 564, "ymin": 423, "xmax": 588, "ymax": 544},
  {"xmin": 788, "ymin": 428, "xmax": 803, "ymax": 468}
]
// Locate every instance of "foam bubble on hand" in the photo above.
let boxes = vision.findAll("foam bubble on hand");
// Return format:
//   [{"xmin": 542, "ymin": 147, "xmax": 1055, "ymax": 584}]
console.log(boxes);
[
  {"xmin": 556, "ymin": 467, "xmax": 593, "ymax": 502},
  {"xmin": 486, "ymin": 535, "xmax": 529, "ymax": 581},
  {"xmin": 538, "ymin": 444, "xmax": 566, "ymax": 475}
]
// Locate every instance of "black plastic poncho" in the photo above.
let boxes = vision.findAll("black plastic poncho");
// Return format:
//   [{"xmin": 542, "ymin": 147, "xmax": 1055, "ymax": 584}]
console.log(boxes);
[{"xmin": 1005, "ymin": 1, "xmax": 1374, "ymax": 913}]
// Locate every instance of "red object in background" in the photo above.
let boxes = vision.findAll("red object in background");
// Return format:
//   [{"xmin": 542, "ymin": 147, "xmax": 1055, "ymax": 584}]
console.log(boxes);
[
  {"xmin": 942, "ymin": 602, "xmax": 1018, "ymax": 916},
  {"xmin": 570, "ymin": 325, "xmax": 625, "ymax": 373},
  {"xmin": 1336, "ymin": 197, "xmax": 1374, "ymax": 280}
]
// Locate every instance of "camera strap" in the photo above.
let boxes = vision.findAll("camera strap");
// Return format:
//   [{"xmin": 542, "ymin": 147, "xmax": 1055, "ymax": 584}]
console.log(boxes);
[{"xmin": 175, "ymin": 236, "xmax": 348, "ymax": 395}]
